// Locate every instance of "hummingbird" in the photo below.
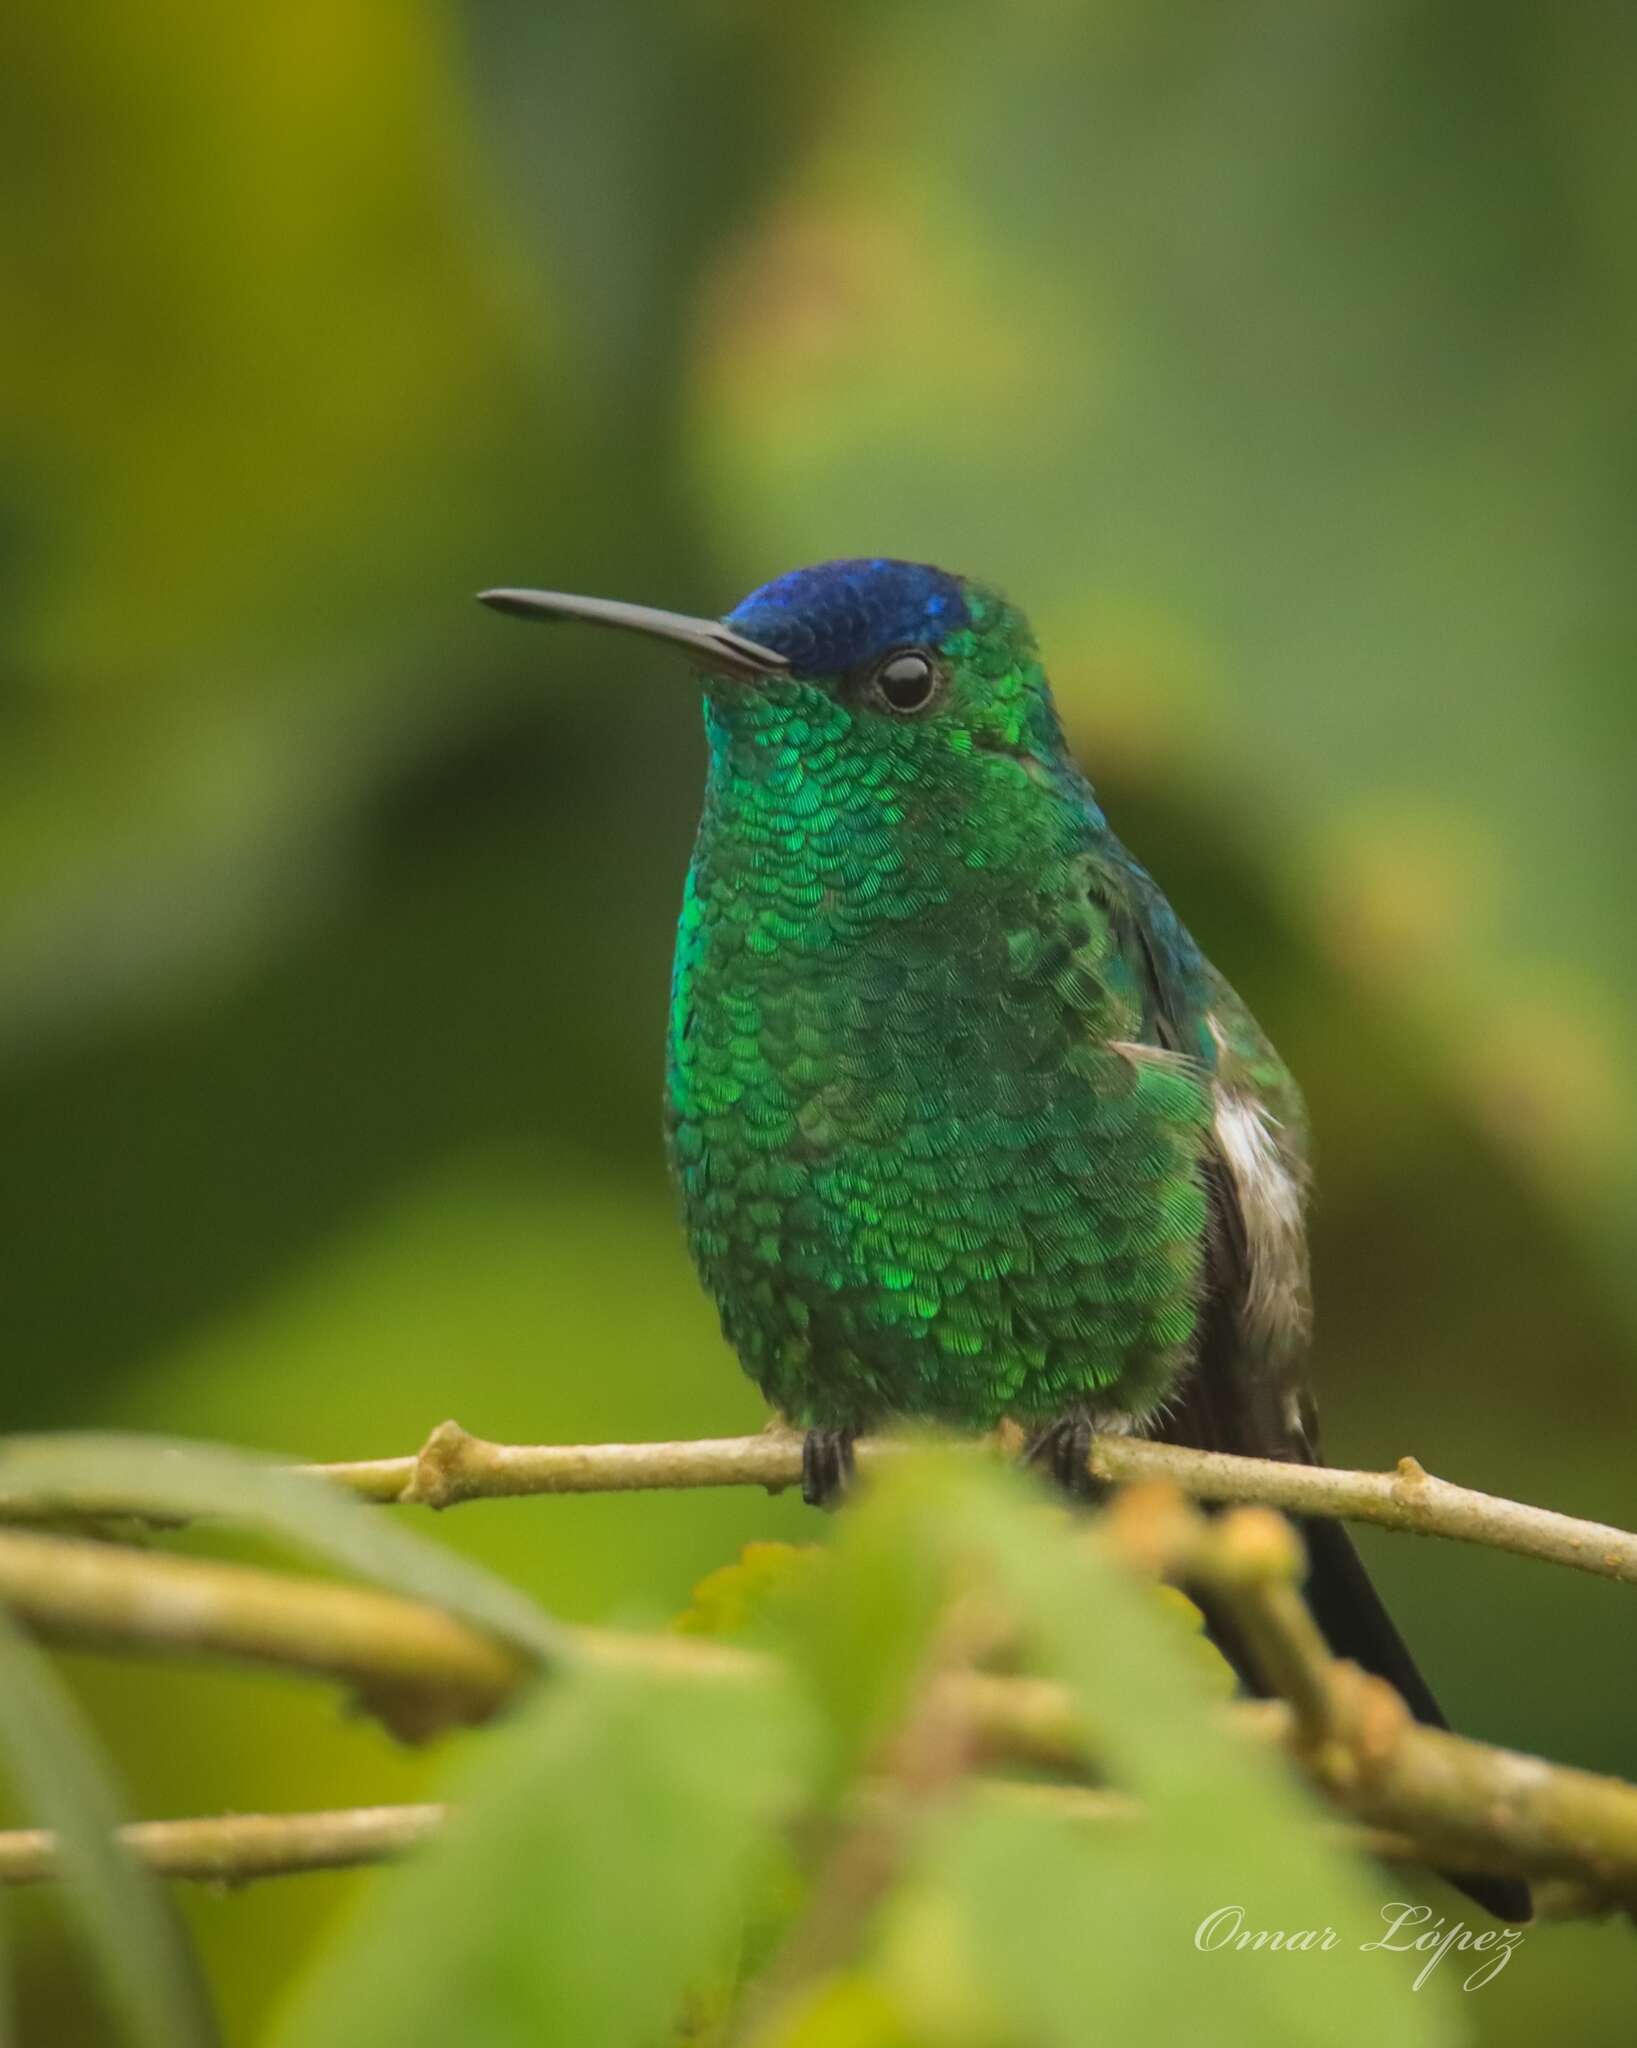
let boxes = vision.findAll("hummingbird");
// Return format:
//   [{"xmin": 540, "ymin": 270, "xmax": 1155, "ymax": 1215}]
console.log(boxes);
[{"xmin": 481, "ymin": 558, "xmax": 1527, "ymax": 1921}]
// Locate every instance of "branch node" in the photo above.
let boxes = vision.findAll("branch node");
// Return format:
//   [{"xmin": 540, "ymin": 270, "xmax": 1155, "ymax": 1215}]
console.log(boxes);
[
  {"xmin": 1346, "ymin": 1667, "xmax": 1414, "ymax": 1769},
  {"xmin": 1100, "ymin": 1481, "xmax": 1196, "ymax": 1576},
  {"xmin": 1314, "ymin": 1737, "xmax": 1361, "ymax": 1792},
  {"xmin": 402, "ymin": 1420, "xmax": 485, "ymax": 1510},
  {"xmin": 1210, "ymin": 1505, "xmax": 1304, "ymax": 1585}
]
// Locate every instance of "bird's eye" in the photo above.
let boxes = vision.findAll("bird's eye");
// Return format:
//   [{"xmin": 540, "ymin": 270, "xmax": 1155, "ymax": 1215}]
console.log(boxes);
[{"xmin": 871, "ymin": 649, "xmax": 940, "ymax": 715}]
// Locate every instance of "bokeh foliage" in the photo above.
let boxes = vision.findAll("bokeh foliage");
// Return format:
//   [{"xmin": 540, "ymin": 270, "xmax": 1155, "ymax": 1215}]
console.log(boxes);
[{"xmin": 2, "ymin": 2, "xmax": 1634, "ymax": 2040}]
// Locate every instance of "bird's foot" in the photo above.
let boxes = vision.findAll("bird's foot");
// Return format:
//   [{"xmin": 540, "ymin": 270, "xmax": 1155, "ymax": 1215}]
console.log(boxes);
[
  {"xmin": 801, "ymin": 1427, "xmax": 857, "ymax": 1510},
  {"xmin": 1022, "ymin": 1414, "xmax": 1109, "ymax": 1504}
]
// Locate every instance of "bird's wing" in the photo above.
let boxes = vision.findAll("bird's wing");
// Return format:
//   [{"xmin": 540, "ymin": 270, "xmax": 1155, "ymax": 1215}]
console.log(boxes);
[
  {"xmin": 1163, "ymin": 961, "xmax": 1316, "ymax": 1464},
  {"xmin": 1105, "ymin": 854, "xmax": 1530, "ymax": 1921},
  {"xmin": 1100, "ymin": 850, "xmax": 1314, "ymax": 1454}
]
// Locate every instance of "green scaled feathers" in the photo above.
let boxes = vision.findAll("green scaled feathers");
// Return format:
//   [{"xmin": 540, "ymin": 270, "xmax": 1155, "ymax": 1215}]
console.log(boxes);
[{"xmin": 666, "ymin": 570, "xmax": 1237, "ymax": 1432}]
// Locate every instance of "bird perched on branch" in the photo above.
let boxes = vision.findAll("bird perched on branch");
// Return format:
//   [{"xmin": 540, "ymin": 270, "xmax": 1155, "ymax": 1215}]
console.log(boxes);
[{"xmin": 481, "ymin": 558, "xmax": 1527, "ymax": 1922}]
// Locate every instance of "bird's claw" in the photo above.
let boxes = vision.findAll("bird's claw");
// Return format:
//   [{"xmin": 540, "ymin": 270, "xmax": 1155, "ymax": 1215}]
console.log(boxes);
[
  {"xmin": 1023, "ymin": 1414, "xmax": 1108, "ymax": 1503},
  {"xmin": 801, "ymin": 1427, "xmax": 857, "ymax": 1509}
]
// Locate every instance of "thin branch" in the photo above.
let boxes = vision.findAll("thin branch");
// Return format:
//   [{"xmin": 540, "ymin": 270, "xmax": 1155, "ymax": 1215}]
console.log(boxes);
[
  {"xmin": 314, "ymin": 1422, "xmax": 1636, "ymax": 1588},
  {"xmin": 0, "ymin": 1787, "xmax": 1479, "ymax": 1899},
  {"xmin": 0, "ymin": 1805, "xmax": 447, "ymax": 1887},
  {"xmin": 3, "ymin": 1423, "xmax": 1629, "ymax": 1590},
  {"xmin": 0, "ymin": 1528, "xmax": 530, "ymax": 1743},
  {"xmin": 314, "ymin": 1424, "xmax": 825, "ymax": 1507},
  {"xmin": 1089, "ymin": 1437, "xmax": 1637, "ymax": 1587}
]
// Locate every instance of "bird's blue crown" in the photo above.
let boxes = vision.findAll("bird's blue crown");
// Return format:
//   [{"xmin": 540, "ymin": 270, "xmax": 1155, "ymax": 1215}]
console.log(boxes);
[{"xmin": 726, "ymin": 559, "xmax": 969, "ymax": 677}]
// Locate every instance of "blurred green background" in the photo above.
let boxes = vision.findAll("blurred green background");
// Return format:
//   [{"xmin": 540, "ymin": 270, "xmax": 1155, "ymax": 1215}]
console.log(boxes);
[{"xmin": 4, "ymin": 3, "xmax": 1635, "ymax": 2040}]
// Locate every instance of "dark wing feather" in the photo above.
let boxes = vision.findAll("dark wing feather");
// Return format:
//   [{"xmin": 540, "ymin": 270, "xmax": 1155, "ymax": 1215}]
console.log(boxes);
[
  {"xmin": 1158, "ymin": 1163, "xmax": 1448, "ymax": 1730},
  {"xmin": 1117, "ymin": 879, "xmax": 1531, "ymax": 1920}
]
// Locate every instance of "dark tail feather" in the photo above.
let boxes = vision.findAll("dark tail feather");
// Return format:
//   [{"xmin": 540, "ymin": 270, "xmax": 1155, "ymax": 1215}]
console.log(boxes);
[
  {"xmin": 1298, "ymin": 1515, "xmax": 1447, "ymax": 1728},
  {"xmin": 1194, "ymin": 1515, "xmax": 1530, "ymax": 1923}
]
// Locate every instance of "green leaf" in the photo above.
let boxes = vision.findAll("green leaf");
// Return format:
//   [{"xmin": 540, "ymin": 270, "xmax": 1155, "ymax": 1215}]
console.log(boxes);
[
  {"xmin": 0, "ymin": 1434, "xmax": 563, "ymax": 1665},
  {"xmin": 674, "ymin": 1541, "xmax": 826, "ymax": 1639},
  {"xmin": 757, "ymin": 1971, "xmax": 912, "ymax": 2048},
  {"xmin": 271, "ymin": 1656, "xmax": 812, "ymax": 2048},
  {"xmin": 771, "ymin": 1453, "xmax": 973, "ymax": 1800},
  {"xmin": 869, "ymin": 1457, "xmax": 1458, "ymax": 2048},
  {"xmin": 0, "ymin": 1609, "xmax": 218, "ymax": 2048}
]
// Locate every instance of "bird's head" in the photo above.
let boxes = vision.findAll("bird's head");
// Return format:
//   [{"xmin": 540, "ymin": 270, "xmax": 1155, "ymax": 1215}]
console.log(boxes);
[{"xmin": 480, "ymin": 559, "xmax": 1099, "ymax": 875}]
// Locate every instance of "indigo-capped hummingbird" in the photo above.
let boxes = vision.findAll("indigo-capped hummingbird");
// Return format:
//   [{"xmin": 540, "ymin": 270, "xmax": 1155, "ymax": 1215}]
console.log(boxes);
[{"xmin": 481, "ymin": 559, "xmax": 1527, "ymax": 1921}]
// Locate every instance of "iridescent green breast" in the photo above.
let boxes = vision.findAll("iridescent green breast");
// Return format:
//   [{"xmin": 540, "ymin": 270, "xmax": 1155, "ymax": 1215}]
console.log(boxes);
[{"xmin": 665, "ymin": 678, "xmax": 1215, "ymax": 1431}]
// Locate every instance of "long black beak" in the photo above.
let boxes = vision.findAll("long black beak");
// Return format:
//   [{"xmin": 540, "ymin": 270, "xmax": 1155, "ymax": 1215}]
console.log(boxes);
[{"xmin": 477, "ymin": 588, "xmax": 789, "ymax": 682}]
